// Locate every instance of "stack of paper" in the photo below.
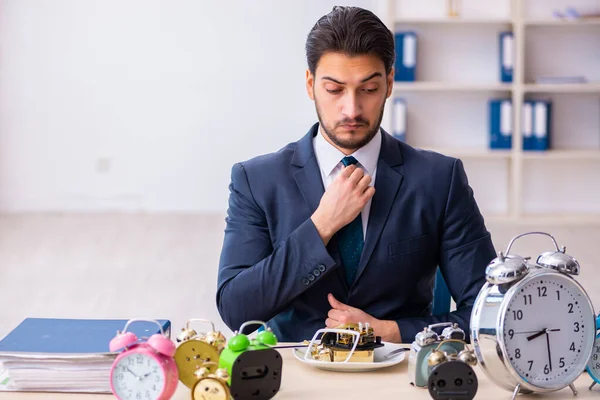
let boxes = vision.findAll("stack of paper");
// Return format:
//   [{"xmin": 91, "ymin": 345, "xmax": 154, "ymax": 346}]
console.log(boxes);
[{"xmin": 0, "ymin": 318, "xmax": 171, "ymax": 393}]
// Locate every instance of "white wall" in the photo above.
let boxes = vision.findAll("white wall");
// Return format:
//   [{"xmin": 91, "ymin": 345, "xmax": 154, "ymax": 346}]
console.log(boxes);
[
  {"xmin": 2, "ymin": 0, "xmax": 599, "ymax": 216},
  {"xmin": 0, "ymin": 0, "xmax": 375, "ymax": 212}
]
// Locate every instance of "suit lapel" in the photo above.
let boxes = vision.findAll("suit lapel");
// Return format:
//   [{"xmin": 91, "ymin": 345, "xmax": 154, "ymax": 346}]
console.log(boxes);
[
  {"xmin": 352, "ymin": 130, "xmax": 404, "ymax": 287},
  {"xmin": 292, "ymin": 123, "xmax": 325, "ymax": 213},
  {"xmin": 291, "ymin": 123, "xmax": 347, "ymax": 290}
]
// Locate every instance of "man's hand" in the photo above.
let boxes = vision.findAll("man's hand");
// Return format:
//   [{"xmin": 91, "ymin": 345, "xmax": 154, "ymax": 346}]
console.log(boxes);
[
  {"xmin": 325, "ymin": 293, "xmax": 402, "ymax": 343},
  {"xmin": 311, "ymin": 164, "xmax": 375, "ymax": 245}
]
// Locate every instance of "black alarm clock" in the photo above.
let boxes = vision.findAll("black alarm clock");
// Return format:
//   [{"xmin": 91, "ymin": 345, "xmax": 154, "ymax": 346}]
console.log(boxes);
[{"xmin": 427, "ymin": 339, "xmax": 478, "ymax": 400}]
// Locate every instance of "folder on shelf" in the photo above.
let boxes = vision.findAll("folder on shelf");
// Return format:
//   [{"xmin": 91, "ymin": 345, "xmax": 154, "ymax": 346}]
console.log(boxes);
[
  {"xmin": 522, "ymin": 100, "xmax": 534, "ymax": 150},
  {"xmin": 0, "ymin": 317, "xmax": 171, "ymax": 393},
  {"xmin": 489, "ymin": 99, "xmax": 512, "ymax": 149},
  {"xmin": 394, "ymin": 32, "xmax": 417, "ymax": 82},
  {"xmin": 392, "ymin": 97, "xmax": 407, "ymax": 142},
  {"xmin": 531, "ymin": 100, "xmax": 552, "ymax": 151},
  {"xmin": 499, "ymin": 32, "xmax": 513, "ymax": 83}
]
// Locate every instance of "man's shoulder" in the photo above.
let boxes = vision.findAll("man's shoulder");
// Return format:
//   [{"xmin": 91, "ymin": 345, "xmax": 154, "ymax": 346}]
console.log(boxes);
[
  {"xmin": 232, "ymin": 140, "xmax": 299, "ymax": 177},
  {"xmin": 392, "ymin": 135, "xmax": 458, "ymax": 171}
]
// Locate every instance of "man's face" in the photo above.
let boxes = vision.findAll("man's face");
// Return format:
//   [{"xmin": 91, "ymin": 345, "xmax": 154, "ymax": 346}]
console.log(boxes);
[{"xmin": 306, "ymin": 52, "xmax": 393, "ymax": 153}]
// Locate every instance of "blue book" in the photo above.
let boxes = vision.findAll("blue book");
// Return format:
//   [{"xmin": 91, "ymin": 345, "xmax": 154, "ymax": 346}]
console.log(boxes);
[
  {"xmin": 489, "ymin": 99, "xmax": 512, "ymax": 149},
  {"xmin": 499, "ymin": 32, "xmax": 513, "ymax": 83},
  {"xmin": 531, "ymin": 100, "xmax": 552, "ymax": 151},
  {"xmin": 392, "ymin": 97, "xmax": 407, "ymax": 142},
  {"xmin": 394, "ymin": 32, "xmax": 417, "ymax": 82},
  {"xmin": 0, "ymin": 318, "xmax": 171, "ymax": 355},
  {"xmin": 522, "ymin": 100, "xmax": 535, "ymax": 150}
]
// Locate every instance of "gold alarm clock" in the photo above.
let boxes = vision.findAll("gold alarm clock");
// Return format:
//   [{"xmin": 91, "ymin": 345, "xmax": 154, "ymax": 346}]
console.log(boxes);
[
  {"xmin": 175, "ymin": 319, "xmax": 226, "ymax": 388},
  {"xmin": 191, "ymin": 362, "xmax": 231, "ymax": 400}
]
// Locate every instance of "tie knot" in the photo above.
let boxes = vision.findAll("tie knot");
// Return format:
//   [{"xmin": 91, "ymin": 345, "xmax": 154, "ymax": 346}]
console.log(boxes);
[{"xmin": 341, "ymin": 156, "xmax": 358, "ymax": 167}]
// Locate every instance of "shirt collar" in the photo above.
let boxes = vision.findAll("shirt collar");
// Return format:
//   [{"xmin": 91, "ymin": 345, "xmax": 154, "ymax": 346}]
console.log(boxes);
[{"xmin": 313, "ymin": 124, "xmax": 382, "ymax": 178}]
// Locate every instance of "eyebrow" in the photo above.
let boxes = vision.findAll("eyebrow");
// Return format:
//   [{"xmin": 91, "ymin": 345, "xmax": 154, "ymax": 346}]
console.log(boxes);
[{"xmin": 321, "ymin": 72, "xmax": 383, "ymax": 85}]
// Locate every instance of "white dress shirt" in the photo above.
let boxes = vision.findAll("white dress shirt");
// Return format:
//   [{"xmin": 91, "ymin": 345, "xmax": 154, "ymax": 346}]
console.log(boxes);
[{"xmin": 312, "ymin": 125, "xmax": 382, "ymax": 239}]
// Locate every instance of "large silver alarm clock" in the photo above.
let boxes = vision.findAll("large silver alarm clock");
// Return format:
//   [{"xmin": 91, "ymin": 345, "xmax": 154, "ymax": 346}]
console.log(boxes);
[{"xmin": 470, "ymin": 231, "xmax": 596, "ymax": 400}]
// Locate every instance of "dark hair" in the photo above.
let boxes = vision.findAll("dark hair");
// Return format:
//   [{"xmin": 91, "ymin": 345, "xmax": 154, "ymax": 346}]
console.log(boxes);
[{"xmin": 305, "ymin": 6, "xmax": 395, "ymax": 75}]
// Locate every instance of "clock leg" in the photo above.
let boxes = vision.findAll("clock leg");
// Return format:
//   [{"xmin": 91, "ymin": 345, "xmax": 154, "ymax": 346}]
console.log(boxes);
[
  {"xmin": 569, "ymin": 383, "xmax": 578, "ymax": 396},
  {"xmin": 510, "ymin": 384, "xmax": 521, "ymax": 400},
  {"xmin": 589, "ymin": 382, "xmax": 597, "ymax": 391}
]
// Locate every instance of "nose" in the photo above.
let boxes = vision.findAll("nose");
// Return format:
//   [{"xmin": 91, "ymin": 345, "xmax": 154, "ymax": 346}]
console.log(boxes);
[{"xmin": 341, "ymin": 93, "xmax": 362, "ymax": 121}]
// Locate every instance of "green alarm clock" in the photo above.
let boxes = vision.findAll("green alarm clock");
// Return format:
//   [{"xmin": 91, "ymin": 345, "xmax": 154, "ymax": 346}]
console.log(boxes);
[
  {"xmin": 587, "ymin": 315, "xmax": 600, "ymax": 390},
  {"xmin": 218, "ymin": 320, "xmax": 282, "ymax": 400}
]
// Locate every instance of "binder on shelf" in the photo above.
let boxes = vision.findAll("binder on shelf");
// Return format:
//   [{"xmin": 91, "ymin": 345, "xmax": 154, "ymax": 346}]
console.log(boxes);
[
  {"xmin": 392, "ymin": 97, "xmax": 407, "ymax": 142},
  {"xmin": 499, "ymin": 32, "xmax": 513, "ymax": 83},
  {"xmin": 394, "ymin": 31, "xmax": 417, "ymax": 82},
  {"xmin": 522, "ymin": 100, "xmax": 534, "ymax": 150},
  {"xmin": 530, "ymin": 100, "xmax": 552, "ymax": 151},
  {"xmin": 489, "ymin": 99, "xmax": 512, "ymax": 149}
]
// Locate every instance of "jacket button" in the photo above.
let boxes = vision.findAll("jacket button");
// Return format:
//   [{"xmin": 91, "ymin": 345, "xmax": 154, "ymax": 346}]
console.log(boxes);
[
  {"xmin": 318, "ymin": 264, "xmax": 326, "ymax": 272},
  {"xmin": 312, "ymin": 268, "xmax": 321, "ymax": 277},
  {"xmin": 308, "ymin": 274, "xmax": 315, "ymax": 282},
  {"xmin": 301, "ymin": 278, "xmax": 310, "ymax": 286}
]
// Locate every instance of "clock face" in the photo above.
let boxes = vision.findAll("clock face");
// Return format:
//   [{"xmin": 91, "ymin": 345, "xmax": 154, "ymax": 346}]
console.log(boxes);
[
  {"xmin": 501, "ymin": 273, "xmax": 595, "ymax": 389},
  {"xmin": 193, "ymin": 378, "xmax": 229, "ymax": 400},
  {"xmin": 587, "ymin": 335, "xmax": 600, "ymax": 382},
  {"xmin": 112, "ymin": 352, "xmax": 165, "ymax": 400}
]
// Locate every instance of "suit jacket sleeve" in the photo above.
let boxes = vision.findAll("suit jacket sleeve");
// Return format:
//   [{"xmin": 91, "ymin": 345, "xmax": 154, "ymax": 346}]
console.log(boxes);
[
  {"xmin": 395, "ymin": 158, "xmax": 496, "ymax": 343},
  {"xmin": 216, "ymin": 162, "xmax": 337, "ymax": 332}
]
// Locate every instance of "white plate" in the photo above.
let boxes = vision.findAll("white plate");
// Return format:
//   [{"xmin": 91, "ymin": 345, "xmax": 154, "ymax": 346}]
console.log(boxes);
[{"xmin": 293, "ymin": 342, "xmax": 407, "ymax": 372}]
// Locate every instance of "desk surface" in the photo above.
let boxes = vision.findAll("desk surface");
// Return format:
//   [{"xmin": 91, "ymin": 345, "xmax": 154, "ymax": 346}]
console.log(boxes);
[{"xmin": 0, "ymin": 345, "xmax": 598, "ymax": 399}]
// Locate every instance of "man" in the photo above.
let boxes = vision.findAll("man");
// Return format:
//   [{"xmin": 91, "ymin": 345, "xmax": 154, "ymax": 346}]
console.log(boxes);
[{"xmin": 216, "ymin": 6, "xmax": 496, "ymax": 343}]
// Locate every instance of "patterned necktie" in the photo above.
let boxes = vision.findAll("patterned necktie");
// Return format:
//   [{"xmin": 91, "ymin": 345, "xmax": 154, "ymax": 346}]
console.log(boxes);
[{"xmin": 337, "ymin": 156, "xmax": 365, "ymax": 286}]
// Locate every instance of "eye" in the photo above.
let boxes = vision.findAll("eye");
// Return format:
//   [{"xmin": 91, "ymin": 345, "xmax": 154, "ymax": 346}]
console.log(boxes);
[
  {"xmin": 362, "ymin": 88, "xmax": 378, "ymax": 94},
  {"xmin": 326, "ymin": 88, "xmax": 342, "ymax": 94}
]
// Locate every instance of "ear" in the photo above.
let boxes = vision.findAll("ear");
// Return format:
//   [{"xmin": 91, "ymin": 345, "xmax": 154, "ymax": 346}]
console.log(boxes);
[
  {"xmin": 386, "ymin": 68, "xmax": 394, "ymax": 98},
  {"xmin": 306, "ymin": 69, "xmax": 315, "ymax": 100}
]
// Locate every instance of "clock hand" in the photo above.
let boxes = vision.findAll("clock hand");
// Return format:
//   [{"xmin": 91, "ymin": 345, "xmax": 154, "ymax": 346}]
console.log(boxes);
[
  {"xmin": 545, "ymin": 329, "xmax": 553, "ymax": 372},
  {"xmin": 527, "ymin": 329, "xmax": 547, "ymax": 341},
  {"xmin": 126, "ymin": 367, "xmax": 141, "ymax": 381}
]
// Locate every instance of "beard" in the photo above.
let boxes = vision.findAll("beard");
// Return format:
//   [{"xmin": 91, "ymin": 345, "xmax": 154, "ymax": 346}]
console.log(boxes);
[{"xmin": 315, "ymin": 96, "xmax": 385, "ymax": 151}]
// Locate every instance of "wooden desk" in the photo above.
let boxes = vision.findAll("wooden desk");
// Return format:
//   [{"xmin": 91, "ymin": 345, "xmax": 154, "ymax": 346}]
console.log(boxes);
[{"xmin": 0, "ymin": 346, "xmax": 597, "ymax": 399}]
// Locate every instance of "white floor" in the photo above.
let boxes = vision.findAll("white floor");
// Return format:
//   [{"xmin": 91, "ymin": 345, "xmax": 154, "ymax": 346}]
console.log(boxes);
[{"xmin": 0, "ymin": 213, "xmax": 599, "ymax": 341}]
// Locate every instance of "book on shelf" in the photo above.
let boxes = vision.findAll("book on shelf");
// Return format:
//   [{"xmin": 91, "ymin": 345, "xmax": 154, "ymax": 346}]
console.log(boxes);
[
  {"xmin": 535, "ymin": 76, "xmax": 588, "ymax": 84},
  {"xmin": 488, "ymin": 99, "xmax": 512, "ymax": 149},
  {"xmin": 394, "ymin": 32, "xmax": 417, "ymax": 82},
  {"xmin": 0, "ymin": 317, "xmax": 170, "ymax": 393}
]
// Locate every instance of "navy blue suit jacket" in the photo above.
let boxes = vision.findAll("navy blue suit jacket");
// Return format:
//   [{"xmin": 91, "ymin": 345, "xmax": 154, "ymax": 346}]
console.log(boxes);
[{"xmin": 216, "ymin": 123, "xmax": 496, "ymax": 343}]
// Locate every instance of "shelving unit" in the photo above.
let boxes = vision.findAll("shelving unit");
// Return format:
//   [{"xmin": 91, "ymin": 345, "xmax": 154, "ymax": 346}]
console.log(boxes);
[{"xmin": 382, "ymin": 0, "xmax": 600, "ymax": 224}]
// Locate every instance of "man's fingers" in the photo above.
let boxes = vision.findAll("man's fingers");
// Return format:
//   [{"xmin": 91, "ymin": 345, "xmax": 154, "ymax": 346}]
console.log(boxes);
[
  {"xmin": 325, "ymin": 318, "xmax": 340, "ymax": 328},
  {"xmin": 328, "ymin": 293, "xmax": 350, "ymax": 311},
  {"xmin": 339, "ymin": 164, "xmax": 357, "ymax": 178},
  {"xmin": 356, "ymin": 173, "xmax": 372, "ymax": 192},
  {"xmin": 363, "ymin": 186, "xmax": 376, "ymax": 199},
  {"xmin": 347, "ymin": 167, "xmax": 365, "ymax": 185},
  {"xmin": 328, "ymin": 309, "xmax": 347, "ymax": 321}
]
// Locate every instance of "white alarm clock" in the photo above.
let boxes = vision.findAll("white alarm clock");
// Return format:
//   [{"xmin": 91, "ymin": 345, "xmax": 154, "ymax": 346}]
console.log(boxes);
[{"xmin": 471, "ymin": 232, "xmax": 596, "ymax": 400}]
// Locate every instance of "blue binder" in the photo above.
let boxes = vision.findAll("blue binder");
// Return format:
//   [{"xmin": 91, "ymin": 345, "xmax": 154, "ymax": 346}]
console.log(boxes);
[
  {"xmin": 499, "ymin": 32, "xmax": 514, "ymax": 83},
  {"xmin": 531, "ymin": 100, "xmax": 551, "ymax": 151},
  {"xmin": 522, "ymin": 100, "xmax": 535, "ymax": 150},
  {"xmin": 394, "ymin": 32, "xmax": 417, "ymax": 82},
  {"xmin": 0, "ymin": 318, "xmax": 171, "ymax": 354},
  {"xmin": 489, "ymin": 99, "xmax": 512, "ymax": 149},
  {"xmin": 392, "ymin": 97, "xmax": 407, "ymax": 142}
]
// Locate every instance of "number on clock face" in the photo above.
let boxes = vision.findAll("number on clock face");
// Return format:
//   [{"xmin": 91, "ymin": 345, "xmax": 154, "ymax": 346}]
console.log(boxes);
[
  {"xmin": 112, "ymin": 353, "xmax": 165, "ymax": 400},
  {"xmin": 587, "ymin": 338, "xmax": 600, "ymax": 379},
  {"xmin": 502, "ymin": 274, "xmax": 595, "ymax": 389}
]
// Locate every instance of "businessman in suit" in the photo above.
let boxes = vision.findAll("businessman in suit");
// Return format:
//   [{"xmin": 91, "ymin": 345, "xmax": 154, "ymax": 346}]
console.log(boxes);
[{"xmin": 216, "ymin": 6, "xmax": 496, "ymax": 343}]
